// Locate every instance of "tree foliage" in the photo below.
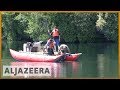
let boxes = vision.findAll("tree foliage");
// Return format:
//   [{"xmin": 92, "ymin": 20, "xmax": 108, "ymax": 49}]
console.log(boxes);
[
  {"xmin": 2, "ymin": 12, "xmax": 118, "ymax": 43},
  {"xmin": 103, "ymin": 13, "xmax": 118, "ymax": 42}
]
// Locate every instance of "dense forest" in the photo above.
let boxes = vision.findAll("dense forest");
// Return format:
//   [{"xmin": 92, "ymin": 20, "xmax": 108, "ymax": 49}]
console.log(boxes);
[{"xmin": 2, "ymin": 12, "xmax": 118, "ymax": 43}]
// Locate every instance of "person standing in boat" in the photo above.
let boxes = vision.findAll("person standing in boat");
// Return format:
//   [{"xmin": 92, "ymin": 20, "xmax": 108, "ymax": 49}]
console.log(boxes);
[
  {"xmin": 50, "ymin": 26, "xmax": 60, "ymax": 52},
  {"xmin": 44, "ymin": 38, "xmax": 56, "ymax": 55}
]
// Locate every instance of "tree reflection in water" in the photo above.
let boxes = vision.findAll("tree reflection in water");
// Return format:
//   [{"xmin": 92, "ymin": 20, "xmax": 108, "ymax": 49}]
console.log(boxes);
[{"xmin": 9, "ymin": 61, "xmax": 81, "ymax": 79}]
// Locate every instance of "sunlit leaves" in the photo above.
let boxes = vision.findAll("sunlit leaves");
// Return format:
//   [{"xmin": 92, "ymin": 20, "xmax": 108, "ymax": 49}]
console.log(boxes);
[{"xmin": 96, "ymin": 13, "xmax": 106, "ymax": 30}]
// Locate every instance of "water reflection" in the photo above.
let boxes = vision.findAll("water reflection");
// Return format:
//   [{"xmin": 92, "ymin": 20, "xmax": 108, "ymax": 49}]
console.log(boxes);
[
  {"xmin": 97, "ymin": 53, "xmax": 118, "ymax": 78},
  {"xmin": 2, "ymin": 41, "xmax": 118, "ymax": 78},
  {"xmin": 97, "ymin": 54, "xmax": 105, "ymax": 78},
  {"xmin": 8, "ymin": 62, "xmax": 80, "ymax": 79}
]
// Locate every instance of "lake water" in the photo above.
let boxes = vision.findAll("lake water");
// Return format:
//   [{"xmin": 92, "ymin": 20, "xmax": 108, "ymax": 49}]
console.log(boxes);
[{"xmin": 1, "ymin": 41, "xmax": 118, "ymax": 79}]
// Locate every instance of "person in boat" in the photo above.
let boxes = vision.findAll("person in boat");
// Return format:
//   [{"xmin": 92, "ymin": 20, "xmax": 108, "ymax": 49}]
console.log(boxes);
[
  {"xmin": 43, "ymin": 38, "xmax": 56, "ymax": 55},
  {"xmin": 50, "ymin": 26, "xmax": 60, "ymax": 52},
  {"xmin": 56, "ymin": 44, "xmax": 71, "ymax": 62},
  {"xmin": 58, "ymin": 44, "xmax": 71, "ymax": 55}
]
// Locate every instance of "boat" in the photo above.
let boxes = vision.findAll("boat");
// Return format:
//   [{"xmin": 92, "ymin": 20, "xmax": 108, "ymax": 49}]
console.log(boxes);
[{"xmin": 9, "ymin": 49, "xmax": 82, "ymax": 62}]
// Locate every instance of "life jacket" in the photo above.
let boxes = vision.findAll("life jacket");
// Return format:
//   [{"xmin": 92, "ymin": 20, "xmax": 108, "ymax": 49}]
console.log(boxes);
[{"xmin": 52, "ymin": 29, "xmax": 59, "ymax": 37}]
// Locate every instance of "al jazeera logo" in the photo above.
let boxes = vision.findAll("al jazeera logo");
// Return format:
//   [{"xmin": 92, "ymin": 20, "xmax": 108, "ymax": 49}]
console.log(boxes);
[{"xmin": 3, "ymin": 65, "xmax": 51, "ymax": 77}]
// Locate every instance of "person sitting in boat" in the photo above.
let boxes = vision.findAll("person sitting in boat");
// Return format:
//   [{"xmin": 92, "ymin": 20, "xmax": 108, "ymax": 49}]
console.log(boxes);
[
  {"xmin": 58, "ymin": 44, "xmax": 70, "ymax": 55},
  {"xmin": 43, "ymin": 38, "xmax": 50, "ymax": 53},
  {"xmin": 56, "ymin": 44, "xmax": 71, "ymax": 62},
  {"xmin": 43, "ymin": 38, "xmax": 56, "ymax": 55}
]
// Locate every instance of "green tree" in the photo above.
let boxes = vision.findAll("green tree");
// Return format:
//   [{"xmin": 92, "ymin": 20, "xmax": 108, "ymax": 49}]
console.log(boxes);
[
  {"xmin": 103, "ymin": 13, "xmax": 118, "ymax": 42},
  {"xmin": 2, "ymin": 12, "xmax": 118, "ymax": 43}
]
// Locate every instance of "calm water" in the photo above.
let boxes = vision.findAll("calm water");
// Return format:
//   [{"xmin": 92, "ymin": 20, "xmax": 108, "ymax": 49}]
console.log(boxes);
[{"xmin": 1, "ymin": 41, "xmax": 118, "ymax": 79}]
